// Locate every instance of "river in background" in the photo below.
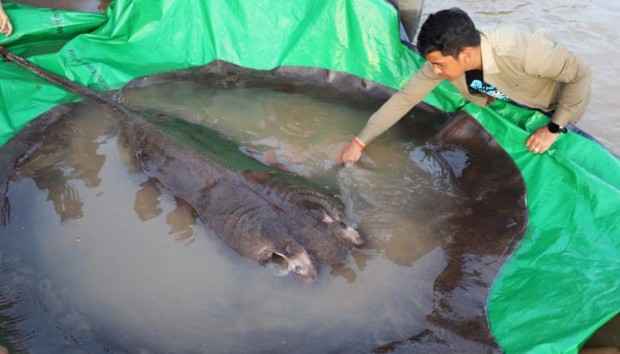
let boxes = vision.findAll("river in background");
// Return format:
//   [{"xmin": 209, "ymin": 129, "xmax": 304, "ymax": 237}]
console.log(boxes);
[{"xmin": 421, "ymin": 0, "xmax": 620, "ymax": 155}]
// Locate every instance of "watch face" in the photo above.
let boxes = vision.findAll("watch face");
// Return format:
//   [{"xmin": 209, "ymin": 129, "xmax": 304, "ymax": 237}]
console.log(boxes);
[{"xmin": 548, "ymin": 123, "xmax": 560, "ymax": 133}]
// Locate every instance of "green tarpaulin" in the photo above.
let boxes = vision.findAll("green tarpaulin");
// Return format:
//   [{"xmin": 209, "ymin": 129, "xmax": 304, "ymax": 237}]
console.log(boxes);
[{"xmin": 0, "ymin": 1, "xmax": 618, "ymax": 352}]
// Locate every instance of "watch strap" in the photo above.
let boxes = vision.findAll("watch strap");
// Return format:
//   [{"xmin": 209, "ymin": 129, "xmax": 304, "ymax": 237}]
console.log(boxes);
[{"xmin": 547, "ymin": 122, "xmax": 568, "ymax": 134}]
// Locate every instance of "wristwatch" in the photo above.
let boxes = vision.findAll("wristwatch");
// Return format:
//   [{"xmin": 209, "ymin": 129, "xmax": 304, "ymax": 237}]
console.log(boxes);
[{"xmin": 547, "ymin": 122, "xmax": 568, "ymax": 134}]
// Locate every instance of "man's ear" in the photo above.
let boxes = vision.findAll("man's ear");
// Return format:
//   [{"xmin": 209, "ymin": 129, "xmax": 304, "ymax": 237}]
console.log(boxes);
[
  {"xmin": 460, "ymin": 47, "xmax": 472, "ymax": 64},
  {"xmin": 459, "ymin": 47, "xmax": 474, "ymax": 69}
]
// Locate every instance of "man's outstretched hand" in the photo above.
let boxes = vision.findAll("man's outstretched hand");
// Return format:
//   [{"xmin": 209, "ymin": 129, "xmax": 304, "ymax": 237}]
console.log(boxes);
[{"xmin": 341, "ymin": 138, "xmax": 365, "ymax": 164}]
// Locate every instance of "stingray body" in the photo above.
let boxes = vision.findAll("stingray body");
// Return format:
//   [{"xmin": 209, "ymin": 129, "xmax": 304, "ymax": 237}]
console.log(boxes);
[
  {"xmin": 0, "ymin": 47, "xmax": 362, "ymax": 279},
  {"xmin": 119, "ymin": 108, "xmax": 362, "ymax": 279}
]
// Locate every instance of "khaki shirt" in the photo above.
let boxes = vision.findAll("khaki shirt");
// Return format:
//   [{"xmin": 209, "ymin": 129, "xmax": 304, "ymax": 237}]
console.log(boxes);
[{"xmin": 357, "ymin": 24, "xmax": 592, "ymax": 144}]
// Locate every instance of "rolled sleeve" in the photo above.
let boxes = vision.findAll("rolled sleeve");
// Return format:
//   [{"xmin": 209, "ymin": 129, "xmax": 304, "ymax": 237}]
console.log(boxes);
[{"xmin": 357, "ymin": 62, "xmax": 441, "ymax": 144}]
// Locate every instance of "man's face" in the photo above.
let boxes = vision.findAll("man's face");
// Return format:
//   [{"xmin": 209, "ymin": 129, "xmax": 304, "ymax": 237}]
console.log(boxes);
[{"xmin": 425, "ymin": 50, "xmax": 468, "ymax": 81}]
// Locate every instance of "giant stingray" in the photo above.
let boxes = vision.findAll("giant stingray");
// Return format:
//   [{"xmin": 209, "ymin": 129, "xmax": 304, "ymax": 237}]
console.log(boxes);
[
  {"xmin": 0, "ymin": 47, "xmax": 528, "ymax": 351},
  {"xmin": 0, "ymin": 47, "xmax": 363, "ymax": 279}
]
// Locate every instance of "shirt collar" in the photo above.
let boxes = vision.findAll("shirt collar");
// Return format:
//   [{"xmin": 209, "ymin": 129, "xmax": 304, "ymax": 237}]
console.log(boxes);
[{"xmin": 480, "ymin": 30, "xmax": 500, "ymax": 75}]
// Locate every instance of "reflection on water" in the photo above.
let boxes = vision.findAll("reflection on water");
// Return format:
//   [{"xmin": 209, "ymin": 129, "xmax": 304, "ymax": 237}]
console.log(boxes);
[
  {"xmin": 422, "ymin": 0, "xmax": 620, "ymax": 155},
  {"xmin": 132, "ymin": 178, "xmax": 197, "ymax": 244},
  {"xmin": 14, "ymin": 105, "xmax": 111, "ymax": 222}
]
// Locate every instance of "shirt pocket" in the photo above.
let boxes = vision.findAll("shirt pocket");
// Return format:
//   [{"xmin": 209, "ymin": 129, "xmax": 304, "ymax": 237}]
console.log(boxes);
[{"xmin": 507, "ymin": 73, "xmax": 540, "ymax": 91}]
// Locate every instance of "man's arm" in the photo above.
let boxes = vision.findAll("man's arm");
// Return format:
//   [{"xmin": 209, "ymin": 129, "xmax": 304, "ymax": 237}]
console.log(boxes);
[
  {"xmin": 357, "ymin": 62, "xmax": 442, "ymax": 144},
  {"xmin": 523, "ymin": 29, "xmax": 592, "ymax": 154},
  {"xmin": 341, "ymin": 63, "xmax": 441, "ymax": 163},
  {"xmin": 525, "ymin": 29, "xmax": 592, "ymax": 127}
]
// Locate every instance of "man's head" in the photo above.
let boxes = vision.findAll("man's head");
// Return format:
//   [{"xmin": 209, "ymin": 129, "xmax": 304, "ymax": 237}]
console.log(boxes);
[{"xmin": 416, "ymin": 8, "xmax": 481, "ymax": 80}]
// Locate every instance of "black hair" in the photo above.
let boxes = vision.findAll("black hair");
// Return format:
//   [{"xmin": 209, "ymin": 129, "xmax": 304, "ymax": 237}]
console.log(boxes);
[{"xmin": 416, "ymin": 8, "xmax": 481, "ymax": 58}]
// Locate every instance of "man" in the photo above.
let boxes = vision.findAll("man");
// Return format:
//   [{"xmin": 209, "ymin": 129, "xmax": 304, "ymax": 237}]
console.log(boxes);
[
  {"xmin": 0, "ymin": 0, "xmax": 12, "ymax": 37},
  {"xmin": 341, "ymin": 7, "xmax": 591, "ymax": 163}
]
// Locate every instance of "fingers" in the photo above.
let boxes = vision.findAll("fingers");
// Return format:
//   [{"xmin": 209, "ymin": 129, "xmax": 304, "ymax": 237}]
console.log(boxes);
[
  {"xmin": 1, "ymin": 22, "xmax": 12, "ymax": 36},
  {"xmin": 340, "ymin": 142, "xmax": 363, "ymax": 164},
  {"xmin": 341, "ymin": 152, "xmax": 359, "ymax": 164},
  {"xmin": 527, "ymin": 141, "xmax": 547, "ymax": 154},
  {"xmin": 527, "ymin": 139, "xmax": 545, "ymax": 153},
  {"xmin": 526, "ymin": 136, "xmax": 543, "ymax": 153},
  {"xmin": 526, "ymin": 126, "xmax": 560, "ymax": 154},
  {"xmin": 0, "ymin": 13, "xmax": 12, "ymax": 37}
]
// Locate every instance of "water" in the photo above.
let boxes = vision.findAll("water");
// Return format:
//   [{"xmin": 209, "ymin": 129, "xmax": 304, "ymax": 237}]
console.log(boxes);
[
  {"xmin": 421, "ymin": 0, "xmax": 620, "ymax": 155},
  {"xmin": 0, "ymin": 87, "xmax": 479, "ymax": 352}
]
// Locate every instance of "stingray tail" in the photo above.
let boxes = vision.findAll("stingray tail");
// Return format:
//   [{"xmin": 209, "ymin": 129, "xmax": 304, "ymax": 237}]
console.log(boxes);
[{"xmin": 0, "ymin": 46, "xmax": 116, "ymax": 106}]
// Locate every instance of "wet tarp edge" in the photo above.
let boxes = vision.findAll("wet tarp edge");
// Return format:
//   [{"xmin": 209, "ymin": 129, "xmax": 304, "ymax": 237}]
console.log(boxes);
[{"xmin": 0, "ymin": 1, "xmax": 618, "ymax": 353}]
